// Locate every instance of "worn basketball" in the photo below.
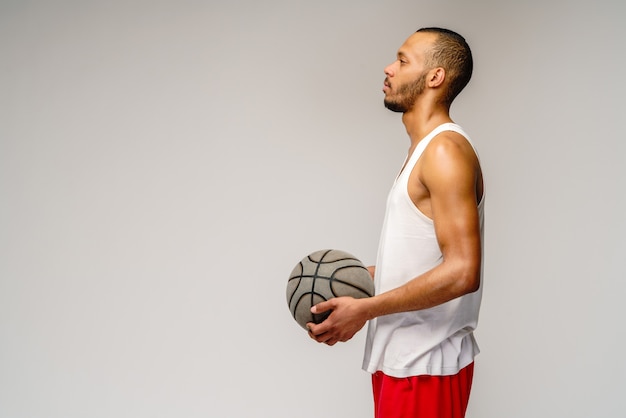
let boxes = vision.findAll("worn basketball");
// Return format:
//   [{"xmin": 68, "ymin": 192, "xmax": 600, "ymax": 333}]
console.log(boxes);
[{"xmin": 286, "ymin": 249, "xmax": 375, "ymax": 330}]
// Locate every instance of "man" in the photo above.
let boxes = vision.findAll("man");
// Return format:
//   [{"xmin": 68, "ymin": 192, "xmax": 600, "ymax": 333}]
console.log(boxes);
[{"xmin": 307, "ymin": 27, "xmax": 484, "ymax": 418}]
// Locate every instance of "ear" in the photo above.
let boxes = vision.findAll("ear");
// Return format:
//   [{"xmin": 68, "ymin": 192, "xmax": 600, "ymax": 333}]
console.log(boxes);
[{"xmin": 427, "ymin": 67, "xmax": 446, "ymax": 88}]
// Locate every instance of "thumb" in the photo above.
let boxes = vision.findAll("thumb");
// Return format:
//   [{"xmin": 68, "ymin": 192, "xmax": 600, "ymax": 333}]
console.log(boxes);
[{"xmin": 311, "ymin": 299, "xmax": 334, "ymax": 314}]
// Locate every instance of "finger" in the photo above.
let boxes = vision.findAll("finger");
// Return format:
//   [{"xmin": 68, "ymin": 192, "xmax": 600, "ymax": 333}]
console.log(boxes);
[
  {"xmin": 311, "ymin": 299, "xmax": 334, "ymax": 315},
  {"xmin": 306, "ymin": 323, "xmax": 324, "ymax": 340},
  {"xmin": 307, "ymin": 319, "xmax": 332, "ymax": 336},
  {"xmin": 307, "ymin": 323, "xmax": 333, "ymax": 344}
]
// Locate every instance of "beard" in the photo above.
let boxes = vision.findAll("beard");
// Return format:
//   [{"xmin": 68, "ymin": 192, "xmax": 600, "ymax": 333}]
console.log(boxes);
[{"xmin": 384, "ymin": 72, "xmax": 427, "ymax": 113}]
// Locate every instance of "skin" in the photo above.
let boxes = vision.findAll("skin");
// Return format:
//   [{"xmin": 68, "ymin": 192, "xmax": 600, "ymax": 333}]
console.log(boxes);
[{"xmin": 307, "ymin": 31, "xmax": 484, "ymax": 346}]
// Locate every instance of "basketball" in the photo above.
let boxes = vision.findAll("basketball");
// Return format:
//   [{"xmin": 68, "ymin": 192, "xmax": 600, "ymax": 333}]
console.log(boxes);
[{"xmin": 286, "ymin": 249, "xmax": 375, "ymax": 330}]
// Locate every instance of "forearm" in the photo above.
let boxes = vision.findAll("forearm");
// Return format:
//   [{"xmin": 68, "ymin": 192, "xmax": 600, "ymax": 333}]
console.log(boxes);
[{"xmin": 360, "ymin": 259, "xmax": 479, "ymax": 320}]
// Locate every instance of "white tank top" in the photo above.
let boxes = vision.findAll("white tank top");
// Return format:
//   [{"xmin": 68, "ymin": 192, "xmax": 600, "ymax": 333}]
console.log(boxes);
[{"xmin": 362, "ymin": 123, "xmax": 484, "ymax": 378}]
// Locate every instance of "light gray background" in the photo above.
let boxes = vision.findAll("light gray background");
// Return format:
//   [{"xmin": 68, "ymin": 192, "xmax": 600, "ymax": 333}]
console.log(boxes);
[{"xmin": 1, "ymin": 1, "xmax": 625, "ymax": 417}]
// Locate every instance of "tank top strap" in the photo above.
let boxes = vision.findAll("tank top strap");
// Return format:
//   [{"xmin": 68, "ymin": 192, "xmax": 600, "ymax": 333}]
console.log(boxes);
[{"xmin": 398, "ymin": 123, "xmax": 465, "ymax": 182}]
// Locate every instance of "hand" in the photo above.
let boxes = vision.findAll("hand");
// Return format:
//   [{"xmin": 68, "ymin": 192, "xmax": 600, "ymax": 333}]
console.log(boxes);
[{"xmin": 306, "ymin": 297, "xmax": 368, "ymax": 346}]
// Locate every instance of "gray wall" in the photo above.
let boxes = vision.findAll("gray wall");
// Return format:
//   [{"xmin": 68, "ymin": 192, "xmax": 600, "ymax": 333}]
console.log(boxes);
[{"xmin": 1, "ymin": 1, "xmax": 624, "ymax": 417}]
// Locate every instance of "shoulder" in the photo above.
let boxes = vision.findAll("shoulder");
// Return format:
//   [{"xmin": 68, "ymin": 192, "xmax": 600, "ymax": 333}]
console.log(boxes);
[
  {"xmin": 426, "ymin": 130, "xmax": 475, "ymax": 159},
  {"xmin": 421, "ymin": 130, "xmax": 479, "ymax": 176}
]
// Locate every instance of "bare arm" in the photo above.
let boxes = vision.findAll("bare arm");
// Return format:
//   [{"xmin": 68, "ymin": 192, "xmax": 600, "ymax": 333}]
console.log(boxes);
[
  {"xmin": 308, "ymin": 134, "xmax": 482, "ymax": 345},
  {"xmin": 363, "ymin": 134, "xmax": 482, "ymax": 316}
]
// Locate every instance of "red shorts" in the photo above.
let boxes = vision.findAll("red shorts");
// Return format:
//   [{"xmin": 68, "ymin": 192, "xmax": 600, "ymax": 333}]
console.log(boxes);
[{"xmin": 371, "ymin": 362, "xmax": 474, "ymax": 418}]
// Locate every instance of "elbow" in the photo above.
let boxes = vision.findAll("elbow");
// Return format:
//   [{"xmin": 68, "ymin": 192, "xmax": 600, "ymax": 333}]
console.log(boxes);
[
  {"xmin": 454, "ymin": 263, "xmax": 481, "ymax": 295},
  {"xmin": 465, "ymin": 273, "xmax": 481, "ymax": 294}
]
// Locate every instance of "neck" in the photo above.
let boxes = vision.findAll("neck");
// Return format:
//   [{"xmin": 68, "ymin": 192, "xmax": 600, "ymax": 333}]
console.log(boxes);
[{"xmin": 401, "ymin": 100, "xmax": 452, "ymax": 147}]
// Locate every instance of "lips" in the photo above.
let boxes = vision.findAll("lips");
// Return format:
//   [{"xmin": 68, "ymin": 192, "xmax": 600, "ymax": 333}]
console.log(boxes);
[{"xmin": 383, "ymin": 79, "xmax": 391, "ymax": 93}]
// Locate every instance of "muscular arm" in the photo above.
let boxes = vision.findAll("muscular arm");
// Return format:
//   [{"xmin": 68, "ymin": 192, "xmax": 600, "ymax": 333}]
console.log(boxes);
[
  {"xmin": 366, "ymin": 134, "xmax": 482, "ymax": 315},
  {"xmin": 308, "ymin": 133, "xmax": 483, "ymax": 345}
]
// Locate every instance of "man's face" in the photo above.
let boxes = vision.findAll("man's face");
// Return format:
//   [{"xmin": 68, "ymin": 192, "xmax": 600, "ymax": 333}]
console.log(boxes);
[
  {"xmin": 382, "ymin": 32, "xmax": 436, "ymax": 113},
  {"xmin": 383, "ymin": 72, "xmax": 427, "ymax": 113}
]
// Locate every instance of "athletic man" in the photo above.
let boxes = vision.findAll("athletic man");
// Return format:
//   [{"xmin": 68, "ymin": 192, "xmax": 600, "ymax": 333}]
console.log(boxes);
[{"xmin": 307, "ymin": 27, "xmax": 484, "ymax": 418}]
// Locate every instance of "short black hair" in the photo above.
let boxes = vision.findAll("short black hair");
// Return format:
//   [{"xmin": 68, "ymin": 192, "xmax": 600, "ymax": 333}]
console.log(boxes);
[{"xmin": 416, "ymin": 27, "xmax": 473, "ymax": 106}]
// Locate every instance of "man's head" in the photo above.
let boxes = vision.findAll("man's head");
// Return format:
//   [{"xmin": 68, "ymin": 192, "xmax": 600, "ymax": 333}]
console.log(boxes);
[{"xmin": 383, "ymin": 27, "xmax": 472, "ymax": 112}]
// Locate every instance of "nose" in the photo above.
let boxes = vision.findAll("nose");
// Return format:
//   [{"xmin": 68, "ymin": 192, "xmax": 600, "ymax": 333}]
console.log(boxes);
[{"xmin": 384, "ymin": 62, "xmax": 395, "ymax": 77}]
